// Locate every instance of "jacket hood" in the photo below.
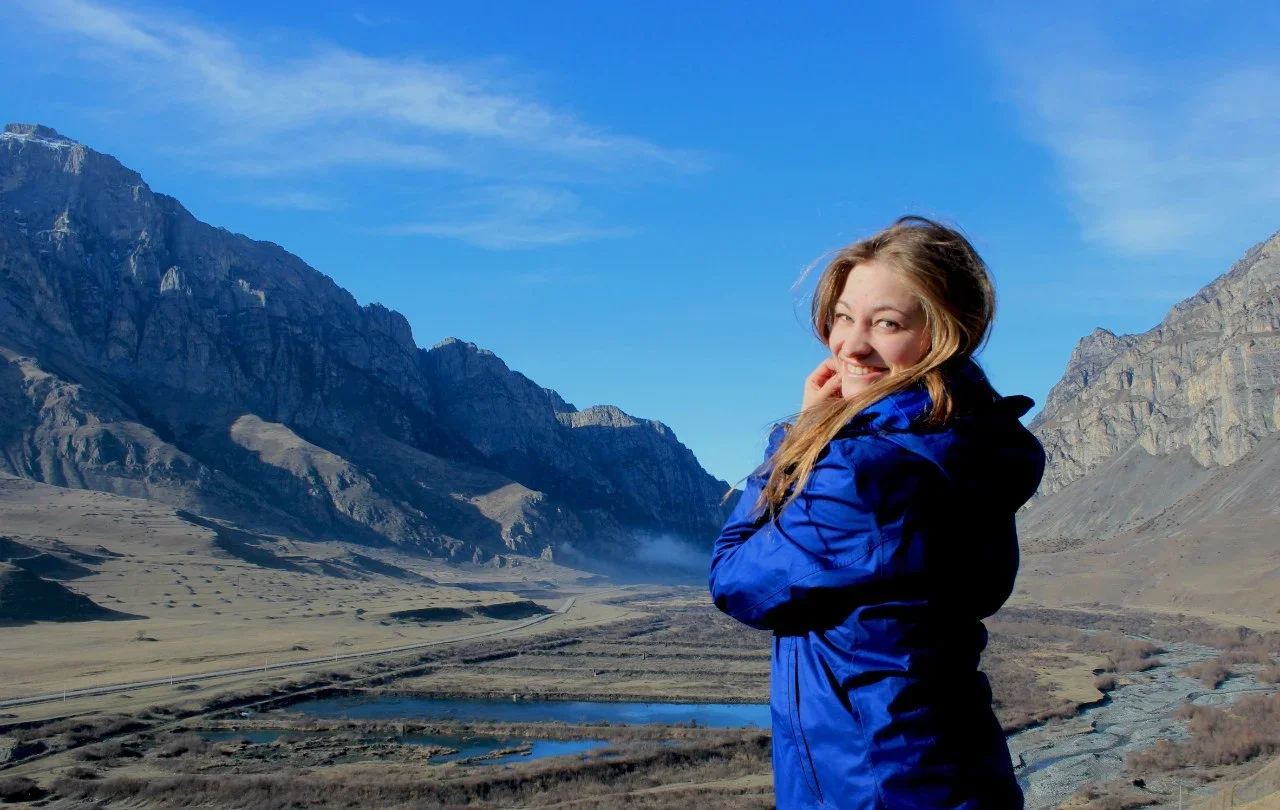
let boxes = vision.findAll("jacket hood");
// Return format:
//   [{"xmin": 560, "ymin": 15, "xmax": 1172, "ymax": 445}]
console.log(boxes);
[{"xmin": 842, "ymin": 359, "xmax": 1046, "ymax": 511}]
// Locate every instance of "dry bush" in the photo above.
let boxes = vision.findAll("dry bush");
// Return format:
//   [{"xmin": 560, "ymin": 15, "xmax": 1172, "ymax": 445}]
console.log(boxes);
[
  {"xmin": 985, "ymin": 620, "xmax": 1085, "ymax": 645},
  {"xmin": 1182, "ymin": 660, "xmax": 1230, "ymax": 689},
  {"xmin": 62, "ymin": 765, "xmax": 100, "ymax": 780},
  {"xmin": 1084, "ymin": 633, "xmax": 1163, "ymax": 674},
  {"xmin": 11, "ymin": 713, "xmax": 142, "ymax": 744},
  {"xmin": 157, "ymin": 732, "xmax": 210, "ymax": 758},
  {"xmin": 1258, "ymin": 665, "xmax": 1280, "ymax": 685},
  {"xmin": 1068, "ymin": 779, "xmax": 1158, "ymax": 810},
  {"xmin": 1095, "ymin": 674, "xmax": 1119, "ymax": 693},
  {"xmin": 1199, "ymin": 627, "xmax": 1254, "ymax": 650},
  {"xmin": 1218, "ymin": 646, "xmax": 1273, "ymax": 666},
  {"xmin": 984, "ymin": 645, "xmax": 1079, "ymax": 732},
  {"xmin": 0, "ymin": 775, "xmax": 45, "ymax": 803},
  {"xmin": 52, "ymin": 735, "xmax": 773, "ymax": 809},
  {"xmin": 1127, "ymin": 694, "xmax": 1280, "ymax": 772},
  {"xmin": 75, "ymin": 739, "xmax": 126, "ymax": 761}
]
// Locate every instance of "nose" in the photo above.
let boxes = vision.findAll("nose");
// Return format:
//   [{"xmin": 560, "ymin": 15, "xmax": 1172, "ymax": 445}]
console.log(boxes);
[{"xmin": 835, "ymin": 324, "xmax": 872, "ymax": 358}]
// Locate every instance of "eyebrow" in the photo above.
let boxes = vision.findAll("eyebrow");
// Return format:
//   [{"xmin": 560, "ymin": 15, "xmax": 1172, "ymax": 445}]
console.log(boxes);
[{"xmin": 834, "ymin": 300, "xmax": 914, "ymax": 315}]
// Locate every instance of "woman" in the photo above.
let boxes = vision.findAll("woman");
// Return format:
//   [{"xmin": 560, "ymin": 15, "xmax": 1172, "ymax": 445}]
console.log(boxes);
[{"xmin": 708, "ymin": 216, "xmax": 1044, "ymax": 809}]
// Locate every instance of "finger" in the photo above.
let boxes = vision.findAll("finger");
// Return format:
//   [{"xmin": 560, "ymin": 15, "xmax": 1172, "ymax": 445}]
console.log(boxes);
[{"xmin": 808, "ymin": 359, "xmax": 838, "ymax": 385}]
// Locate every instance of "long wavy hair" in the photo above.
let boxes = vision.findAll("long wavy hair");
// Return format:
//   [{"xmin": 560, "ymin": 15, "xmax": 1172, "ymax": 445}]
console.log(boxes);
[{"xmin": 754, "ymin": 216, "xmax": 996, "ymax": 519}]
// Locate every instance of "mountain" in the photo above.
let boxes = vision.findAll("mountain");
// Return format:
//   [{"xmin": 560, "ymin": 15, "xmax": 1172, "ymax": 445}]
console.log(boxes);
[
  {"xmin": 1017, "ymin": 230, "xmax": 1280, "ymax": 616},
  {"xmin": 0, "ymin": 123, "xmax": 730, "ymax": 566}
]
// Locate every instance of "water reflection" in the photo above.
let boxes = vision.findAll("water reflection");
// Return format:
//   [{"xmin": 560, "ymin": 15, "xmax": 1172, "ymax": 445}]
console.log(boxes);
[{"xmin": 286, "ymin": 696, "xmax": 771, "ymax": 728}]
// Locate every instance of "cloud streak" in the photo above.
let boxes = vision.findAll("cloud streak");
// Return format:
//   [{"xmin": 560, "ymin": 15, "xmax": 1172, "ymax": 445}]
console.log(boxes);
[
  {"xmin": 7, "ymin": 0, "xmax": 700, "ymax": 248},
  {"xmin": 385, "ymin": 186, "xmax": 636, "ymax": 250},
  {"xmin": 988, "ymin": 19, "xmax": 1280, "ymax": 255}
]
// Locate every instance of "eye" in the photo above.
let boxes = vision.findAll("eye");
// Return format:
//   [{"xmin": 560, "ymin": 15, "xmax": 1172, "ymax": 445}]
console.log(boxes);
[
  {"xmin": 875, "ymin": 319, "xmax": 901, "ymax": 330},
  {"xmin": 832, "ymin": 312, "xmax": 853, "ymax": 324}
]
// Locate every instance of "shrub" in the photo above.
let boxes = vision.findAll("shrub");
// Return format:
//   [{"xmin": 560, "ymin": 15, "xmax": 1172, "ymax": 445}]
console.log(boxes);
[
  {"xmin": 1181, "ymin": 660, "xmax": 1230, "ymax": 689},
  {"xmin": 1218, "ymin": 646, "xmax": 1273, "ymax": 666},
  {"xmin": 1128, "ymin": 694, "xmax": 1280, "ymax": 772},
  {"xmin": 62, "ymin": 766, "xmax": 100, "ymax": 780},
  {"xmin": 157, "ymin": 733, "xmax": 209, "ymax": 758},
  {"xmin": 0, "ymin": 776, "xmax": 45, "ymax": 803},
  {"xmin": 1085, "ymin": 633, "xmax": 1162, "ymax": 674},
  {"xmin": 1068, "ymin": 780, "xmax": 1158, "ymax": 810}
]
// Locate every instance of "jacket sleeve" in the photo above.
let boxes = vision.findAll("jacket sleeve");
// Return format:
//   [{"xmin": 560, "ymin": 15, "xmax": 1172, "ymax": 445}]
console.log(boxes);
[{"xmin": 708, "ymin": 433, "xmax": 940, "ymax": 631}]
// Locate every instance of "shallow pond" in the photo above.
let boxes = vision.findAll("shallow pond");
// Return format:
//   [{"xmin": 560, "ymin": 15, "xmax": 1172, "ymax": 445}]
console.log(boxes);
[{"xmin": 284, "ymin": 696, "xmax": 771, "ymax": 728}]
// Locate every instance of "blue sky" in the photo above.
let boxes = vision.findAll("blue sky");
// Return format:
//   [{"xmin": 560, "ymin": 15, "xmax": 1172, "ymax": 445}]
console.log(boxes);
[{"xmin": 2, "ymin": 0, "xmax": 1278, "ymax": 483}]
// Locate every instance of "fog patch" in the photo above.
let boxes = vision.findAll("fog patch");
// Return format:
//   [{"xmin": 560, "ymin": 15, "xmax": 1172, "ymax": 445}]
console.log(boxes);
[
  {"xmin": 631, "ymin": 532, "xmax": 709, "ymax": 573},
  {"xmin": 552, "ymin": 532, "xmax": 711, "ymax": 585}
]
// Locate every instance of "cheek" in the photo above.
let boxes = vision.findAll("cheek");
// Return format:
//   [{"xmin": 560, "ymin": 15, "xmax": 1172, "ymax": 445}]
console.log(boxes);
[
  {"xmin": 825, "ymin": 328, "xmax": 843, "ymax": 356},
  {"xmin": 888, "ymin": 334, "xmax": 929, "ymax": 366}
]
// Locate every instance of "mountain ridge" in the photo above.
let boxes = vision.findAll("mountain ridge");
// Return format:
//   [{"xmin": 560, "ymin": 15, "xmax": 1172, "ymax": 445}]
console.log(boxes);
[
  {"xmin": 0, "ymin": 122, "xmax": 731, "ymax": 567},
  {"xmin": 1018, "ymin": 228, "xmax": 1280, "ymax": 618}
]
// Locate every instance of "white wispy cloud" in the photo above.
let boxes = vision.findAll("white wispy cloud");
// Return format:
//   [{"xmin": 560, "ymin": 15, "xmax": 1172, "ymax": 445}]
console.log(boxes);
[
  {"xmin": 351, "ymin": 11, "xmax": 395, "ymax": 28},
  {"xmin": 385, "ymin": 186, "xmax": 636, "ymax": 250},
  {"xmin": 987, "ymin": 19, "xmax": 1280, "ymax": 255},
  {"xmin": 6, "ymin": 0, "xmax": 699, "ymax": 247},
  {"xmin": 252, "ymin": 191, "xmax": 346, "ymax": 212}
]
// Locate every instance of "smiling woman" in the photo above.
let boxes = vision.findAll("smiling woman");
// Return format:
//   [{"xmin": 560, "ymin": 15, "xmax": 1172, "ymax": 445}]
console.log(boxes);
[{"xmin": 709, "ymin": 216, "xmax": 1045, "ymax": 809}]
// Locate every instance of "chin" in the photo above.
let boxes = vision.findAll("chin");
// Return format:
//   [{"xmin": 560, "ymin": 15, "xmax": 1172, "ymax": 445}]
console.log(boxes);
[{"xmin": 841, "ymin": 372, "xmax": 887, "ymax": 397}]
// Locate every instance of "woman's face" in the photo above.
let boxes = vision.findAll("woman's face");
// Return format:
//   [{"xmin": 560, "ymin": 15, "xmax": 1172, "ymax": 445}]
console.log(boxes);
[{"xmin": 827, "ymin": 259, "xmax": 931, "ymax": 398}]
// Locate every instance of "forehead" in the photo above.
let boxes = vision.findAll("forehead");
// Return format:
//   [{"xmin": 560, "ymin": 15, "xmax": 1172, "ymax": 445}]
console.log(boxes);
[{"xmin": 836, "ymin": 259, "xmax": 919, "ymax": 309}]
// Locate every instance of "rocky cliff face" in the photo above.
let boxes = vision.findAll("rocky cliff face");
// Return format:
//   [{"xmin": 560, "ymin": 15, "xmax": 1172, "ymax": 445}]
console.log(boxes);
[
  {"xmin": 0, "ymin": 123, "xmax": 730, "ymax": 563},
  {"xmin": 1022, "ymin": 230, "xmax": 1280, "ymax": 542}
]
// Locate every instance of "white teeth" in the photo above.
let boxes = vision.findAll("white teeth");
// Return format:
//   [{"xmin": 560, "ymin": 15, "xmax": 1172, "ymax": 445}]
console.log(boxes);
[{"xmin": 844, "ymin": 363, "xmax": 880, "ymax": 376}]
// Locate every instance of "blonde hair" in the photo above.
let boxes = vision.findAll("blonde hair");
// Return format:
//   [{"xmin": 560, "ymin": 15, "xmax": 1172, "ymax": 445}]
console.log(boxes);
[{"xmin": 754, "ymin": 216, "xmax": 996, "ymax": 518}]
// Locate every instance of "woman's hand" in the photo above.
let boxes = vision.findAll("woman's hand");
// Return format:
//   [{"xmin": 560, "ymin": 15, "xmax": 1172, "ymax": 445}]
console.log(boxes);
[{"xmin": 802, "ymin": 358, "xmax": 843, "ymax": 411}]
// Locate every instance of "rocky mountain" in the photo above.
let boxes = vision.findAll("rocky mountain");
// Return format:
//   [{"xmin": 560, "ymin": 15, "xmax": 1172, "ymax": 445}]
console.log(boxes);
[
  {"xmin": 0, "ymin": 123, "xmax": 730, "ymax": 566},
  {"xmin": 1023, "ymin": 230, "xmax": 1279, "ymax": 542},
  {"xmin": 1017, "ymin": 230, "xmax": 1280, "ymax": 617}
]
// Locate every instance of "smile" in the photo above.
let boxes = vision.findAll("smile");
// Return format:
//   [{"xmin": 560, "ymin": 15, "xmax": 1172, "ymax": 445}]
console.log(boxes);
[{"xmin": 843, "ymin": 362, "xmax": 887, "ymax": 377}]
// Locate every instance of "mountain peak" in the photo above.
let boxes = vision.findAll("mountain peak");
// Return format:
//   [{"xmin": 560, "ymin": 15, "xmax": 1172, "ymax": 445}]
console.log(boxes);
[
  {"xmin": 2, "ymin": 123, "xmax": 78, "ymax": 148},
  {"xmin": 1025, "ymin": 226, "xmax": 1279, "ymax": 539}
]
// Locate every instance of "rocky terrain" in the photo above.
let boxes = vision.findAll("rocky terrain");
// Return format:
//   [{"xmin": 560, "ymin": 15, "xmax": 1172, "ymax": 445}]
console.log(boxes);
[
  {"xmin": 0, "ymin": 123, "xmax": 730, "ymax": 567},
  {"xmin": 1025, "ymin": 230, "xmax": 1279, "ymax": 542},
  {"xmin": 1018, "ymin": 230, "xmax": 1280, "ymax": 617}
]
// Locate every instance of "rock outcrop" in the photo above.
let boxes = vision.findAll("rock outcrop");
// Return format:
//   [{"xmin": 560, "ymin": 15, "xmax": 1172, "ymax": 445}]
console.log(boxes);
[
  {"xmin": 1024, "ymin": 230, "xmax": 1280, "ymax": 541},
  {"xmin": 0, "ymin": 124, "xmax": 730, "ymax": 564},
  {"xmin": 1016, "ymin": 229, "xmax": 1280, "ymax": 618}
]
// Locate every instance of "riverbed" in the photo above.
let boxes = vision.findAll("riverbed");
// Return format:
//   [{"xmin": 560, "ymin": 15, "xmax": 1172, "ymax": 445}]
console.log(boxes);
[{"xmin": 1010, "ymin": 640, "xmax": 1279, "ymax": 809}]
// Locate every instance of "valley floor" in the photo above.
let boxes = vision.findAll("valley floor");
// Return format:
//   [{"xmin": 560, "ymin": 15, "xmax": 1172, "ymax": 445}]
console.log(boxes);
[{"xmin": 3, "ymin": 484, "xmax": 1279, "ymax": 808}]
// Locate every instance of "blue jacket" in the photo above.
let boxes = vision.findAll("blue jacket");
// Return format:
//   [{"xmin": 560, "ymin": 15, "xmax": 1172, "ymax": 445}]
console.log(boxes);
[{"xmin": 709, "ymin": 361, "xmax": 1044, "ymax": 809}]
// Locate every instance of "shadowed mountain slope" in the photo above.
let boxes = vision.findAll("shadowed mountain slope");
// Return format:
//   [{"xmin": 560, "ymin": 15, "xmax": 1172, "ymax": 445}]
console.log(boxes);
[{"xmin": 0, "ymin": 123, "xmax": 730, "ymax": 564}]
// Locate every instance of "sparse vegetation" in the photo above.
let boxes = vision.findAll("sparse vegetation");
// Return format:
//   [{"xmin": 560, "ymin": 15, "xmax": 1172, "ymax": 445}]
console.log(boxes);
[
  {"xmin": 0, "ymin": 775, "xmax": 45, "ymax": 803},
  {"xmin": 1085, "ymin": 632, "xmax": 1163, "ymax": 674},
  {"xmin": 1182, "ymin": 660, "xmax": 1231, "ymax": 689},
  {"xmin": 53, "ymin": 735, "xmax": 774, "ymax": 809},
  {"xmin": 1127, "ymin": 694, "xmax": 1280, "ymax": 772},
  {"xmin": 1065, "ymin": 779, "xmax": 1159, "ymax": 810}
]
